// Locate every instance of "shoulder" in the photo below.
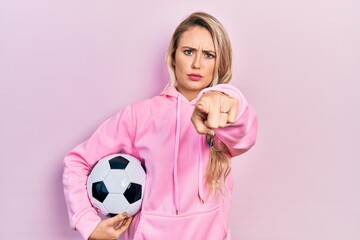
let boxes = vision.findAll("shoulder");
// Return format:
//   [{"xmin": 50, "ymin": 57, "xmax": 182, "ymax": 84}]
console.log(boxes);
[
  {"xmin": 130, "ymin": 95, "xmax": 173, "ymax": 118},
  {"xmin": 131, "ymin": 95, "xmax": 163, "ymax": 109}
]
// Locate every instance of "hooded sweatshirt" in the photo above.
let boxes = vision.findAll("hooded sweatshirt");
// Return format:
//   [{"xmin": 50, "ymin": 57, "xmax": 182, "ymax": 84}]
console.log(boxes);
[{"xmin": 63, "ymin": 84, "xmax": 258, "ymax": 240}]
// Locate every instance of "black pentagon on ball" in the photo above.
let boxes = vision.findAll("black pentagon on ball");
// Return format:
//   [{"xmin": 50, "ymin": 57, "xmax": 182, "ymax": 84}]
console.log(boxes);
[
  {"xmin": 92, "ymin": 181, "xmax": 108, "ymax": 203},
  {"xmin": 124, "ymin": 183, "xmax": 142, "ymax": 204},
  {"xmin": 107, "ymin": 213, "xmax": 117, "ymax": 218},
  {"xmin": 109, "ymin": 156, "xmax": 129, "ymax": 170}
]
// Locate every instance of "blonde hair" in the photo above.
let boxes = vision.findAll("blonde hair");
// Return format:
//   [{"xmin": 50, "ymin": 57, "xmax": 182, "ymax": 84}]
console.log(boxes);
[{"xmin": 165, "ymin": 12, "xmax": 233, "ymax": 197}]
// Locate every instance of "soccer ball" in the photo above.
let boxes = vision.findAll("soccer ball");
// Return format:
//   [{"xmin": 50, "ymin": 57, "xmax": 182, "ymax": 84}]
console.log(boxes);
[{"xmin": 87, "ymin": 153, "xmax": 146, "ymax": 217}]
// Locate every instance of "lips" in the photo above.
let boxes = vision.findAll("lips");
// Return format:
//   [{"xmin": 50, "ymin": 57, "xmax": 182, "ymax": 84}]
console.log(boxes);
[{"xmin": 187, "ymin": 73, "xmax": 203, "ymax": 81}]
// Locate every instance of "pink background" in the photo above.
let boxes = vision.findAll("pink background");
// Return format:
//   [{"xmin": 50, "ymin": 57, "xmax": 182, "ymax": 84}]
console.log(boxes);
[{"xmin": 1, "ymin": 0, "xmax": 359, "ymax": 239}]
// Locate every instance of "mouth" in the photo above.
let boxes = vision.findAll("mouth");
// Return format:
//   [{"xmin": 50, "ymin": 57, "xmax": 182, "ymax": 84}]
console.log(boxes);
[{"xmin": 187, "ymin": 73, "xmax": 203, "ymax": 81}]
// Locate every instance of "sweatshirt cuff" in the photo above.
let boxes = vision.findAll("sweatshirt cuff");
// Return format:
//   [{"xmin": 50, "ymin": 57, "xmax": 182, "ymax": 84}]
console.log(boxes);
[{"xmin": 75, "ymin": 210, "xmax": 102, "ymax": 240}]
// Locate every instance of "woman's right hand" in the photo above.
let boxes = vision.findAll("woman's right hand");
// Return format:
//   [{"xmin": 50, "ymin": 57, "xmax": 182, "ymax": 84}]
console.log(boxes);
[{"xmin": 88, "ymin": 213, "xmax": 133, "ymax": 240}]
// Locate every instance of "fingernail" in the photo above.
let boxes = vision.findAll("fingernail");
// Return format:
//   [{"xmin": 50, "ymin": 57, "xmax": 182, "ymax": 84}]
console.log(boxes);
[{"xmin": 122, "ymin": 212, "xmax": 128, "ymax": 217}]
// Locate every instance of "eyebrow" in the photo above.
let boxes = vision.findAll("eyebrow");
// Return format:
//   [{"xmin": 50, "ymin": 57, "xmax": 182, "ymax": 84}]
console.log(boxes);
[{"xmin": 181, "ymin": 46, "xmax": 216, "ymax": 55}]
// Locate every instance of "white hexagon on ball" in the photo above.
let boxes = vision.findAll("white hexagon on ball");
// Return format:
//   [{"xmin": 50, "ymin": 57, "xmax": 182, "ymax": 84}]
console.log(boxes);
[{"xmin": 103, "ymin": 170, "xmax": 130, "ymax": 194}]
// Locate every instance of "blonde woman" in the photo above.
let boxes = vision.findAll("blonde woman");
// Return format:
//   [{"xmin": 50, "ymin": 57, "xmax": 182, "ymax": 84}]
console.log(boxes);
[{"xmin": 63, "ymin": 12, "xmax": 258, "ymax": 240}]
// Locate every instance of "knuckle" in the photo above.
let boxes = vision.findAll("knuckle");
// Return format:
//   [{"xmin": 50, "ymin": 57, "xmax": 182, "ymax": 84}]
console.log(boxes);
[
  {"xmin": 207, "ymin": 121, "xmax": 218, "ymax": 129},
  {"xmin": 227, "ymin": 118, "xmax": 235, "ymax": 124},
  {"xmin": 232, "ymin": 98, "xmax": 239, "ymax": 107},
  {"xmin": 219, "ymin": 119, "xmax": 228, "ymax": 127},
  {"xmin": 196, "ymin": 126, "xmax": 206, "ymax": 134}
]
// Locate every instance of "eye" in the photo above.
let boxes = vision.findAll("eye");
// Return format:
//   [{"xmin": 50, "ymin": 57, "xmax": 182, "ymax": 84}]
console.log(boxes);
[
  {"xmin": 184, "ymin": 49, "xmax": 193, "ymax": 55},
  {"xmin": 204, "ymin": 53, "xmax": 215, "ymax": 59}
]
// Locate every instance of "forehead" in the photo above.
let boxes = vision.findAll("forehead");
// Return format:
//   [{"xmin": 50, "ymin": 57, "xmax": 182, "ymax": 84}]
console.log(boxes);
[{"xmin": 178, "ymin": 26, "xmax": 215, "ymax": 51}]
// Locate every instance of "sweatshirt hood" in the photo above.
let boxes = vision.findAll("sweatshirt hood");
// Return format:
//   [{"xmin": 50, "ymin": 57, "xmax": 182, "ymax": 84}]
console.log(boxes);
[{"xmin": 160, "ymin": 85, "xmax": 199, "ymax": 104}]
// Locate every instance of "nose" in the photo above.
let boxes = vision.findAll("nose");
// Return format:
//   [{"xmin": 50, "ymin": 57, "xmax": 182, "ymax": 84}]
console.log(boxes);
[{"xmin": 191, "ymin": 53, "xmax": 201, "ymax": 70}]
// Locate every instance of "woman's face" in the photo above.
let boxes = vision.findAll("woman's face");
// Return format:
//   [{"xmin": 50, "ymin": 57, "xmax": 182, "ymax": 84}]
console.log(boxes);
[{"xmin": 174, "ymin": 26, "xmax": 216, "ymax": 101}]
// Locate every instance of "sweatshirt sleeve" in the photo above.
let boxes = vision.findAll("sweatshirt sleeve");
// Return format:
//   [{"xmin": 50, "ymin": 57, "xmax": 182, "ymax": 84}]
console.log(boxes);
[
  {"xmin": 62, "ymin": 105, "xmax": 137, "ymax": 240},
  {"xmin": 198, "ymin": 84, "xmax": 258, "ymax": 157}
]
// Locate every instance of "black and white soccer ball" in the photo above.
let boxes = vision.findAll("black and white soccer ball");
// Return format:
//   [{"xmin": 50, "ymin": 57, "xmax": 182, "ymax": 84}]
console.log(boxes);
[{"xmin": 87, "ymin": 153, "xmax": 146, "ymax": 217}]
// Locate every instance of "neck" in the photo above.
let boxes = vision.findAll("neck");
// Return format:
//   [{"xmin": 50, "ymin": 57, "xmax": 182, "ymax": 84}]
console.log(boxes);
[{"xmin": 175, "ymin": 87, "xmax": 198, "ymax": 101}]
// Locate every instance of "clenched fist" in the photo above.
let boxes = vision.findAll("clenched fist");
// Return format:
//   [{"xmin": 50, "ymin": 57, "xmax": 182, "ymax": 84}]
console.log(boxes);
[{"xmin": 191, "ymin": 91, "xmax": 239, "ymax": 135}]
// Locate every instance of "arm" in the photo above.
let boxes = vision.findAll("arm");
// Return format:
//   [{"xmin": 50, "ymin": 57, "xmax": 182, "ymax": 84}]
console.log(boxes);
[
  {"xmin": 63, "ymin": 105, "xmax": 137, "ymax": 239},
  {"xmin": 192, "ymin": 84, "xmax": 258, "ymax": 157}
]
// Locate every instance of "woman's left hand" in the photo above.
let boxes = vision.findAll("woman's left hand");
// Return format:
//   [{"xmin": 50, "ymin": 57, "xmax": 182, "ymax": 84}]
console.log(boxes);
[{"xmin": 191, "ymin": 91, "xmax": 239, "ymax": 135}]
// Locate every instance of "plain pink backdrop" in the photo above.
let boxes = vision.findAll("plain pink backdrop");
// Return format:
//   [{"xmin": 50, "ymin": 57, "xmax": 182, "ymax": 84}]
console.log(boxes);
[{"xmin": 1, "ymin": 0, "xmax": 359, "ymax": 239}]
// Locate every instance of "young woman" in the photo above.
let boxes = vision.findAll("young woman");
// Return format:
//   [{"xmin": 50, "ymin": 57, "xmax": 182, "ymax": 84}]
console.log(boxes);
[{"xmin": 63, "ymin": 12, "xmax": 258, "ymax": 240}]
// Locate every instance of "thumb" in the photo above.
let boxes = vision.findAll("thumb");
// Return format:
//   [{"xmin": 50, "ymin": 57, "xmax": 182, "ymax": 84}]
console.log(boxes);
[{"xmin": 107, "ymin": 212, "xmax": 128, "ymax": 225}]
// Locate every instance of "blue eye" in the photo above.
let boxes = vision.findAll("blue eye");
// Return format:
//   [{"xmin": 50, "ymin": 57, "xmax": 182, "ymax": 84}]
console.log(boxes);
[
  {"xmin": 205, "ymin": 53, "xmax": 215, "ymax": 59},
  {"xmin": 184, "ymin": 49, "xmax": 193, "ymax": 55}
]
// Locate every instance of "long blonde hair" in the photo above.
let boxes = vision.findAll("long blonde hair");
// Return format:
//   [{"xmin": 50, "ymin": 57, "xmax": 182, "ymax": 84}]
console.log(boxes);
[{"xmin": 165, "ymin": 12, "xmax": 233, "ymax": 197}]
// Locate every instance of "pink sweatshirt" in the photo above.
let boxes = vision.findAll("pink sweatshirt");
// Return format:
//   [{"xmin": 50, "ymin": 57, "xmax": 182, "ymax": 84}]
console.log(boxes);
[{"xmin": 63, "ymin": 84, "xmax": 258, "ymax": 240}]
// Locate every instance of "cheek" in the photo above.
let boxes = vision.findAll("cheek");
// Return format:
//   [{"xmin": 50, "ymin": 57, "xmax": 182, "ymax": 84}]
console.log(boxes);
[
  {"xmin": 207, "ymin": 62, "xmax": 216, "ymax": 75},
  {"xmin": 174, "ymin": 60, "xmax": 184, "ymax": 80},
  {"xmin": 175, "ymin": 55, "xmax": 187, "ymax": 70},
  {"xmin": 174, "ymin": 62, "xmax": 183, "ymax": 75}
]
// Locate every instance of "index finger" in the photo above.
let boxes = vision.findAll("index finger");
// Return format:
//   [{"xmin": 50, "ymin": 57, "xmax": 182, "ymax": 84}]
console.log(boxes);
[
  {"xmin": 191, "ymin": 106, "xmax": 214, "ymax": 135},
  {"xmin": 114, "ymin": 216, "xmax": 133, "ymax": 230},
  {"xmin": 115, "ymin": 216, "xmax": 133, "ymax": 236},
  {"xmin": 108, "ymin": 212, "xmax": 128, "ymax": 225}
]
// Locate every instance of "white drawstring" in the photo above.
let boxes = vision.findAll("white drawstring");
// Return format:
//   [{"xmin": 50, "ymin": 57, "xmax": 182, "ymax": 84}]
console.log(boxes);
[
  {"xmin": 173, "ymin": 95, "xmax": 181, "ymax": 214},
  {"xmin": 198, "ymin": 135, "xmax": 205, "ymax": 203}
]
